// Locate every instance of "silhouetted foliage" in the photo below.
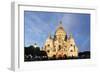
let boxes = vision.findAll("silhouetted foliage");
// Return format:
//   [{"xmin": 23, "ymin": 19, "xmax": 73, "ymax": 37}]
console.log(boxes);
[
  {"xmin": 78, "ymin": 51, "xmax": 90, "ymax": 59},
  {"xmin": 24, "ymin": 46, "xmax": 90, "ymax": 61},
  {"xmin": 24, "ymin": 46, "xmax": 34, "ymax": 56},
  {"xmin": 24, "ymin": 45, "xmax": 48, "ymax": 61}
]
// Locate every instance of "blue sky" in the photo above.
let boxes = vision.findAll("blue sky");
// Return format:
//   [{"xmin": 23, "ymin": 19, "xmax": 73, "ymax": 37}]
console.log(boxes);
[{"xmin": 24, "ymin": 11, "xmax": 90, "ymax": 52}]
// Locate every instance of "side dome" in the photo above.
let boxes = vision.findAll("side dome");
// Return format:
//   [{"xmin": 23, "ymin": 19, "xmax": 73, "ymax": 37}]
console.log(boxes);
[{"xmin": 44, "ymin": 34, "xmax": 54, "ymax": 50}]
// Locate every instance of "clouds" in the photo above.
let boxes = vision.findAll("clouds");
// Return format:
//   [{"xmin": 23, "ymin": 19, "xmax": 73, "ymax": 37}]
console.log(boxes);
[
  {"xmin": 24, "ymin": 11, "xmax": 90, "ymax": 52},
  {"xmin": 60, "ymin": 13, "xmax": 90, "ymax": 52}
]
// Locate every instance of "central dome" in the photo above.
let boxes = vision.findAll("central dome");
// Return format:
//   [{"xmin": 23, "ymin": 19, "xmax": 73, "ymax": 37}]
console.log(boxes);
[{"xmin": 55, "ymin": 21, "xmax": 66, "ymax": 41}]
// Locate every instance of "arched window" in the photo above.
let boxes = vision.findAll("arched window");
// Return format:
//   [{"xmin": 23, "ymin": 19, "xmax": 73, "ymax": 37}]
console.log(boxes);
[
  {"xmin": 70, "ymin": 50, "xmax": 73, "ymax": 52},
  {"xmin": 47, "ymin": 50, "xmax": 50, "ymax": 53},
  {"xmin": 47, "ymin": 44, "xmax": 50, "ymax": 47},
  {"xmin": 70, "ymin": 44, "xmax": 72, "ymax": 46},
  {"xmin": 58, "ymin": 45, "xmax": 61, "ymax": 51}
]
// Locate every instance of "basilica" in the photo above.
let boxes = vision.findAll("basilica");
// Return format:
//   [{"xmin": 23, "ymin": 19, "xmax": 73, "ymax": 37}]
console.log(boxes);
[{"xmin": 43, "ymin": 21, "xmax": 78, "ymax": 58}]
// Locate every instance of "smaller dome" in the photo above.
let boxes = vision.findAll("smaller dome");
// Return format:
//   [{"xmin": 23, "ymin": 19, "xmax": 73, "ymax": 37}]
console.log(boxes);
[{"xmin": 45, "ymin": 34, "xmax": 53, "ymax": 45}]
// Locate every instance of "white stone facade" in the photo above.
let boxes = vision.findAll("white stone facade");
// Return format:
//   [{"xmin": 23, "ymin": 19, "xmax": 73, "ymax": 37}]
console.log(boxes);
[{"xmin": 43, "ymin": 22, "xmax": 78, "ymax": 58}]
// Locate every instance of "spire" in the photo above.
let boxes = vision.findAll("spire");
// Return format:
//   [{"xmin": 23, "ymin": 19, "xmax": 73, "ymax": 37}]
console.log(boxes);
[
  {"xmin": 48, "ymin": 33, "xmax": 52, "ymax": 39},
  {"xmin": 60, "ymin": 21, "xmax": 62, "ymax": 25},
  {"xmin": 69, "ymin": 33, "xmax": 73, "ymax": 38},
  {"xmin": 57, "ymin": 21, "xmax": 64, "ymax": 30},
  {"xmin": 59, "ymin": 21, "xmax": 63, "ymax": 27}
]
